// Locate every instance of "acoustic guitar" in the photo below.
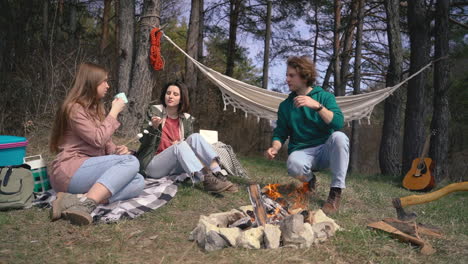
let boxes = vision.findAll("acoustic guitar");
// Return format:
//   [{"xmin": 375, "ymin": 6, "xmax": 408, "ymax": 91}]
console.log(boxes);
[{"xmin": 402, "ymin": 130, "xmax": 436, "ymax": 191}]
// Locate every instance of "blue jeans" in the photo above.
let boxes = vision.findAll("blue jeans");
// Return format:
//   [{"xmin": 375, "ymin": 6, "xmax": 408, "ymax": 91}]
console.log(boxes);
[
  {"xmin": 146, "ymin": 133, "xmax": 218, "ymax": 179},
  {"xmin": 68, "ymin": 155, "xmax": 145, "ymax": 203},
  {"xmin": 287, "ymin": 131, "xmax": 349, "ymax": 189}
]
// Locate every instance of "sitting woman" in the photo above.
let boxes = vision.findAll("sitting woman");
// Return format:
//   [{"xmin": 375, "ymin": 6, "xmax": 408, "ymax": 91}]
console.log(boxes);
[
  {"xmin": 49, "ymin": 62, "xmax": 145, "ymax": 226},
  {"xmin": 135, "ymin": 81, "xmax": 237, "ymax": 193}
]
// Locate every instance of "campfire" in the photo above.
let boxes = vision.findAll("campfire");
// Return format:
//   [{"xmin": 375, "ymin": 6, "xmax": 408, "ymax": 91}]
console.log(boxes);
[{"xmin": 190, "ymin": 183, "xmax": 341, "ymax": 251}]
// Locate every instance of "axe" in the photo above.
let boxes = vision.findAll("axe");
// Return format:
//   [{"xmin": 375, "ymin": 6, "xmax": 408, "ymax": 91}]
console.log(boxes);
[{"xmin": 392, "ymin": 182, "xmax": 468, "ymax": 221}]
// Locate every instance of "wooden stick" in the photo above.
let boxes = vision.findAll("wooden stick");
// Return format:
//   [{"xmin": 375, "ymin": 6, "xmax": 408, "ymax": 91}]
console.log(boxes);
[{"xmin": 247, "ymin": 184, "xmax": 267, "ymax": 226}]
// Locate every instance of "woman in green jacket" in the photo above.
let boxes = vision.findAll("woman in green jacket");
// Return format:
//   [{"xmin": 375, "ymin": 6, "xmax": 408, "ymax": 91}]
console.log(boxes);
[{"xmin": 135, "ymin": 81, "xmax": 237, "ymax": 193}]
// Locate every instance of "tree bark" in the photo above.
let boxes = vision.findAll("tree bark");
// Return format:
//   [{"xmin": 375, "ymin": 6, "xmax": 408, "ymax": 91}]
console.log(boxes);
[
  {"xmin": 312, "ymin": 2, "xmax": 319, "ymax": 63},
  {"xmin": 322, "ymin": 58, "xmax": 333, "ymax": 91},
  {"xmin": 349, "ymin": 0, "xmax": 364, "ymax": 173},
  {"xmin": 69, "ymin": 0, "xmax": 78, "ymax": 38},
  {"xmin": 100, "ymin": 0, "xmax": 113, "ymax": 55},
  {"xmin": 121, "ymin": 0, "xmax": 160, "ymax": 135},
  {"xmin": 198, "ymin": 0, "xmax": 204, "ymax": 62},
  {"xmin": 225, "ymin": 0, "xmax": 243, "ymax": 77},
  {"xmin": 333, "ymin": 0, "xmax": 342, "ymax": 95},
  {"xmin": 117, "ymin": 0, "xmax": 135, "ymax": 95},
  {"xmin": 262, "ymin": 0, "xmax": 272, "ymax": 89},
  {"xmin": 430, "ymin": 0, "xmax": 450, "ymax": 182},
  {"xmin": 402, "ymin": 0, "xmax": 432, "ymax": 176},
  {"xmin": 379, "ymin": 0, "xmax": 404, "ymax": 176},
  {"xmin": 338, "ymin": 0, "xmax": 359, "ymax": 95},
  {"xmin": 186, "ymin": 0, "xmax": 201, "ymax": 101}
]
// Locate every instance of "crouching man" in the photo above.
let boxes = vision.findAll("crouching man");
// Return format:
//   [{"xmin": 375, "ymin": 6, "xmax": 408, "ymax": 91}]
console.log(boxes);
[{"xmin": 265, "ymin": 56, "xmax": 349, "ymax": 215}]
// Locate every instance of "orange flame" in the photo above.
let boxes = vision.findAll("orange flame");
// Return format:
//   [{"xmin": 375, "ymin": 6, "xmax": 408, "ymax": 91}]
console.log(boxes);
[
  {"xmin": 288, "ymin": 182, "xmax": 309, "ymax": 211},
  {"xmin": 264, "ymin": 184, "xmax": 282, "ymax": 200},
  {"xmin": 263, "ymin": 182, "xmax": 310, "ymax": 215}
]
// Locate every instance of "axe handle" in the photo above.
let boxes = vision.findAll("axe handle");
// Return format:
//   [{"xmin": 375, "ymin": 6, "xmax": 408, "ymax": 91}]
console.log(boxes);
[{"xmin": 400, "ymin": 182, "xmax": 468, "ymax": 207}]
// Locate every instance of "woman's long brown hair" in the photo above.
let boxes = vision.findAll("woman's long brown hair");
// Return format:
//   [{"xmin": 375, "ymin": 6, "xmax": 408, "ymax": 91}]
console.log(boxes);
[{"xmin": 49, "ymin": 63, "xmax": 108, "ymax": 153}]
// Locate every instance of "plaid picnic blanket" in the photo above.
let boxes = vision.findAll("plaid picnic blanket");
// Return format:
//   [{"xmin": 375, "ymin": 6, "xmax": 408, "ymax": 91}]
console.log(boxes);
[{"xmin": 33, "ymin": 174, "xmax": 187, "ymax": 223}]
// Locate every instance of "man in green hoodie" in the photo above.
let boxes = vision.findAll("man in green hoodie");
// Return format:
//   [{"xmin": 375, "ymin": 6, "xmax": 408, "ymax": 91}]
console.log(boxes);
[{"xmin": 265, "ymin": 56, "xmax": 349, "ymax": 214}]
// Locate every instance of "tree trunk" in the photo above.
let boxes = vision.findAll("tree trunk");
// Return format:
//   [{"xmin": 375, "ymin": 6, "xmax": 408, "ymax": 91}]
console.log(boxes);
[
  {"xmin": 379, "ymin": 0, "xmax": 404, "ymax": 176},
  {"xmin": 69, "ymin": 0, "xmax": 78, "ymax": 38},
  {"xmin": 115, "ymin": 0, "xmax": 120, "ymax": 60},
  {"xmin": 322, "ymin": 58, "xmax": 333, "ymax": 91},
  {"xmin": 338, "ymin": 0, "xmax": 359, "ymax": 95},
  {"xmin": 225, "ymin": 0, "xmax": 243, "ymax": 77},
  {"xmin": 333, "ymin": 0, "xmax": 342, "ymax": 95},
  {"xmin": 349, "ymin": 0, "xmax": 364, "ymax": 173},
  {"xmin": 402, "ymin": 0, "xmax": 432, "ymax": 176},
  {"xmin": 262, "ymin": 0, "xmax": 272, "ymax": 89},
  {"xmin": 121, "ymin": 0, "xmax": 160, "ymax": 135},
  {"xmin": 198, "ymin": 0, "xmax": 204, "ymax": 62},
  {"xmin": 312, "ymin": 3, "xmax": 319, "ymax": 63},
  {"xmin": 186, "ymin": 0, "xmax": 201, "ymax": 102},
  {"xmin": 430, "ymin": 0, "xmax": 450, "ymax": 182},
  {"xmin": 100, "ymin": 0, "xmax": 113, "ymax": 55},
  {"xmin": 117, "ymin": 0, "xmax": 135, "ymax": 95}
]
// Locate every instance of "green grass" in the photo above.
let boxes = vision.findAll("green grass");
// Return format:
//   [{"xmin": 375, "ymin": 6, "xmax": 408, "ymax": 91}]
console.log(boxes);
[{"xmin": 1, "ymin": 155, "xmax": 467, "ymax": 264}]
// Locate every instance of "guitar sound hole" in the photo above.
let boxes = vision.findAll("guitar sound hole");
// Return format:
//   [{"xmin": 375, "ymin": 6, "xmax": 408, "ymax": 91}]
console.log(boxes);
[{"xmin": 415, "ymin": 163, "xmax": 427, "ymax": 176}]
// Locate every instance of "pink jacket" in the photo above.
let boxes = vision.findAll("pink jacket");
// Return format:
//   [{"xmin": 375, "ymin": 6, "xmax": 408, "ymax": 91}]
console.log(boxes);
[{"xmin": 49, "ymin": 104, "xmax": 120, "ymax": 192}]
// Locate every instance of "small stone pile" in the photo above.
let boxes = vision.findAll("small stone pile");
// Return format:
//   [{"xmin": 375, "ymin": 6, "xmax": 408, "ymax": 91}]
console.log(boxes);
[{"xmin": 189, "ymin": 206, "xmax": 341, "ymax": 251}]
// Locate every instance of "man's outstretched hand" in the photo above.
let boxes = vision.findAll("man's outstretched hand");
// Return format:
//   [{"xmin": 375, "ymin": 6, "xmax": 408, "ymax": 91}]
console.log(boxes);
[{"xmin": 265, "ymin": 147, "xmax": 278, "ymax": 160}]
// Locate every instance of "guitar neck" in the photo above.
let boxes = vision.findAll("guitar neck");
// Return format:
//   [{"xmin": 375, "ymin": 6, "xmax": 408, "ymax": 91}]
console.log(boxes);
[{"xmin": 417, "ymin": 134, "xmax": 432, "ymax": 166}]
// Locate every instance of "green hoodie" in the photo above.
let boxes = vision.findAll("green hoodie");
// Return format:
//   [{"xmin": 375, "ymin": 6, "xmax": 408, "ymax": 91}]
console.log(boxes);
[{"xmin": 272, "ymin": 86, "xmax": 344, "ymax": 154}]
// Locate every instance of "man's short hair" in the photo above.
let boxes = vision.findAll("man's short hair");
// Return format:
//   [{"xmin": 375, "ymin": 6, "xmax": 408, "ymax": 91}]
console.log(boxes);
[{"xmin": 287, "ymin": 56, "xmax": 317, "ymax": 86}]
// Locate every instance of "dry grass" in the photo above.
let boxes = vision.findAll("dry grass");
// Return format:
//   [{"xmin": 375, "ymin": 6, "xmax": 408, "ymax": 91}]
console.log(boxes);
[{"xmin": 1, "ymin": 135, "xmax": 467, "ymax": 264}]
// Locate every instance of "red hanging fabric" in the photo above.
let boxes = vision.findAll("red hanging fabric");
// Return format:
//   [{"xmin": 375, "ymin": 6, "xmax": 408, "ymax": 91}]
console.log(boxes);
[{"xmin": 150, "ymin": 27, "xmax": 165, "ymax": 71}]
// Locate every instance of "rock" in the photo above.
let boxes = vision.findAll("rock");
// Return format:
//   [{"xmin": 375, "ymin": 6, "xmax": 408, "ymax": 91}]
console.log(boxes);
[
  {"xmin": 218, "ymin": 227, "xmax": 242, "ymax": 247},
  {"xmin": 238, "ymin": 205, "xmax": 254, "ymax": 215},
  {"xmin": 302, "ymin": 223, "xmax": 315, "ymax": 247},
  {"xmin": 308, "ymin": 209, "xmax": 341, "ymax": 231},
  {"xmin": 229, "ymin": 217, "xmax": 252, "ymax": 229},
  {"xmin": 312, "ymin": 221, "xmax": 336, "ymax": 243},
  {"xmin": 206, "ymin": 209, "xmax": 245, "ymax": 227},
  {"xmin": 190, "ymin": 217, "xmax": 220, "ymax": 249},
  {"xmin": 205, "ymin": 230, "xmax": 228, "ymax": 251},
  {"xmin": 237, "ymin": 227, "xmax": 264, "ymax": 249},
  {"xmin": 280, "ymin": 214, "xmax": 315, "ymax": 248},
  {"xmin": 264, "ymin": 224, "xmax": 281, "ymax": 249}
]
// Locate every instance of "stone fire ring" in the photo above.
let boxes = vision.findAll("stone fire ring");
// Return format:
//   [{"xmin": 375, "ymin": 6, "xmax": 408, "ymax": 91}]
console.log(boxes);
[{"xmin": 189, "ymin": 206, "xmax": 341, "ymax": 251}]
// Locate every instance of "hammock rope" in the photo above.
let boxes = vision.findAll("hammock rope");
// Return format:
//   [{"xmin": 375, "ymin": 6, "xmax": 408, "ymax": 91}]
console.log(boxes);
[{"xmin": 162, "ymin": 34, "xmax": 434, "ymax": 123}]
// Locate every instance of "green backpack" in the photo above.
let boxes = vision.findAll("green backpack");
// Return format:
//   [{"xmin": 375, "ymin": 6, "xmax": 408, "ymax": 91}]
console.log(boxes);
[{"xmin": 0, "ymin": 164, "xmax": 34, "ymax": 210}]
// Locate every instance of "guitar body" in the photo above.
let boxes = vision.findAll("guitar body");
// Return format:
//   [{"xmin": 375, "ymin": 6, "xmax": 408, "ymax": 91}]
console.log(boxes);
[{"xmin": 403, "ymin": 158, "xmax": 435, "ymax": 191}]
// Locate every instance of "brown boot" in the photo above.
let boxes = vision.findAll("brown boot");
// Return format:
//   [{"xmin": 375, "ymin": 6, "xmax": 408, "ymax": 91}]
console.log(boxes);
[
  {"xmin": 203, "ymin": 172, "xmax": 238, "ymax": 193},
  {"xmin": 50, "ymin": 192, "xmax": 82, "ymax": 221},
  {"xmin": 62, "ymin": 197, "xmax": 97, "ymax": 226},
  {"xmin": 322, "ymin": 187, "xmax": 342, "ymax": 215}
]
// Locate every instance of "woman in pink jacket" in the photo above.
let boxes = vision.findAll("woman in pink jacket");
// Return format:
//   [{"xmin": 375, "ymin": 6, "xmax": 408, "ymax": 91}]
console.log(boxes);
[{"xmin": 49, "ymin": 63, "xmax": 144, "ymax": 226}]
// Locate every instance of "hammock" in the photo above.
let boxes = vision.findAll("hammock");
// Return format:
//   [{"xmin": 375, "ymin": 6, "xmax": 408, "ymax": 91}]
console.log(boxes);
[{"xmin": 163, "ymin": 34, "xmax": 434, "ymax": 123}]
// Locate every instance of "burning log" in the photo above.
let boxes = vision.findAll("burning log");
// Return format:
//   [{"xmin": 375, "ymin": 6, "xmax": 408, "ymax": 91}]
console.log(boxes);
[{"xmin": 247, "ymin": 184, "xmax": 268, "ymax": 226}]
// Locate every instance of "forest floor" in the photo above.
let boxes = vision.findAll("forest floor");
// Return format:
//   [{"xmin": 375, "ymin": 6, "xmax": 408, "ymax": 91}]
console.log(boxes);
[{"xmin": 1, "ymin": 132, "xmax": 467, "ymax": 264}]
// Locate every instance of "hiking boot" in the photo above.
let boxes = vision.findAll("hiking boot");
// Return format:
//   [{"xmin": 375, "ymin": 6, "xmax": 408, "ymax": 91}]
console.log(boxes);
[
  {"xmin": 213, "ymin": 170, "xmax": 228, "ymax": 181},
  {"xmin": 214, "ymin": 171, "xmax": 239, "ymax": 192},
  {"xmin": 203, "ymin": 172, "xmax": 238, "ymax": 193},
  {"xmin": 50, "ymin": 192, "xmax": 82, "ymax": 221},
  {"xmin": 322, "ymin": 187, "xmax": 342, "ymax": 215},
  {"xmin": 62, "ymin": 197, "xmax": 97, "ymax": 226}
]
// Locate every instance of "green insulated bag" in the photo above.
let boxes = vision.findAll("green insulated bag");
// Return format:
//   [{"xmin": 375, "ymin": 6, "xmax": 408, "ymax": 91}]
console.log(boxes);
[{"xmin": 0, "ymin": 164, "xmax": 34, "ymax": 210}]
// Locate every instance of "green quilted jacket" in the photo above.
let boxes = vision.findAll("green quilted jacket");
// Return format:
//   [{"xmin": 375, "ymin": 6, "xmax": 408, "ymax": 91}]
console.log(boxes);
[{"xmin": 135, "ymin": 104, "xmax": 195, "ymax": 176}]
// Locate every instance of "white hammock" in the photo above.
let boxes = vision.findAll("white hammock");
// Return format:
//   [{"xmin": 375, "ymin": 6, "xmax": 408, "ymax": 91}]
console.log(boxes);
[{"xmin": 164, "ymin": 35, "xmax": 433, "ymax": 123}]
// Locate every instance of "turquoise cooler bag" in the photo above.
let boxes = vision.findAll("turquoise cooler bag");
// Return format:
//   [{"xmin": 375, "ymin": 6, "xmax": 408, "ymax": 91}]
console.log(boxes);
[{"xmin": 0, "ymin": 136, "xmax": 29, "ymax": 166}]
